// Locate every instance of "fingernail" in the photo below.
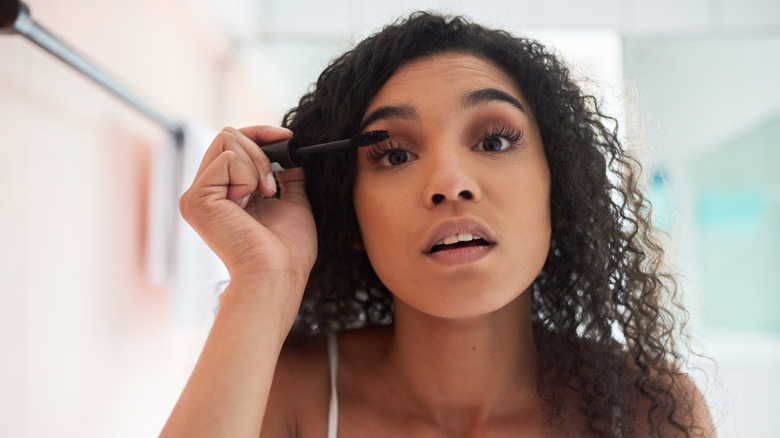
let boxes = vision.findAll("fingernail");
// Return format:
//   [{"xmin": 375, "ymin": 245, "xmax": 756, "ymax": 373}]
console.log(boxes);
[
  {"xmin": 268, "ymin": 126, "xmax": 292, "ymax": 134},
  {"xmin": 237, "ymin": 194, "xmax": 251, "ymax": 209},
  {"xmin": 266, "ymin": 173, "xmax": 277, "ymax": 194}
]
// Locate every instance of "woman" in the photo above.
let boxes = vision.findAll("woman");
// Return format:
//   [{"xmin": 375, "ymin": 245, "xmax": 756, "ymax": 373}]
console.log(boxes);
[{"xmin": 163, "ymin": 12, "xmax": 715, "ymax": 437}]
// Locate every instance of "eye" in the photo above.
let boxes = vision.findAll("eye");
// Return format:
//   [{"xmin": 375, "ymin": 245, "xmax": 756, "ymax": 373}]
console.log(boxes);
[
  {"xmin": 365, "ymin": 142, "xmax": 416, "ymax": 167},
  {"xmin": 386, "ymin": 149, "xmax": 412, "ymax": 165},
  {"xmin": 478, "ymin": 136, "xmax": 511, "ymax": 152},
  {"xmin": 473, "ymin": 125, "xmax": 524, "ymax": 153}
]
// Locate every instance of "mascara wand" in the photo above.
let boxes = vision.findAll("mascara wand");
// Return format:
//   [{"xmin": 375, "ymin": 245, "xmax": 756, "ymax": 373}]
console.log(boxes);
[{"xmin": 261, "ymin": 130, "xmax": 389, "ymax": 169}]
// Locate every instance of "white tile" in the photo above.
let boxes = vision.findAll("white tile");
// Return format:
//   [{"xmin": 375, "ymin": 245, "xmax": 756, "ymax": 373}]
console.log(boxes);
[
  {"xmin": 353, "ymin": 1, "xmax": 538, "ymax": 45},
  {"xmin": 721, "ymin": 0, "xmax": 780, "ymax": 28},
  {"xmin": 429, "ymin": 0, "xmax": 536, "ymax": 30},
  {"xmin": 537, "ymin": 0, "xmax": 622, "ymax": 28},
  {"xmin": 266, "ymin": 0, "xmax": 355, "ymax": 38},
  {"xmin": 354, "ymin": 0, "xmax": 464, "ymax": 38},
  {"xmin": 625, "ymin": 0, "xmax": 711, "ymax": 33}
]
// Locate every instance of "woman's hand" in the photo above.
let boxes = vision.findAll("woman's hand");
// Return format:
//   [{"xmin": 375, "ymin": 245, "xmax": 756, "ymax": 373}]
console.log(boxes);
[
  {"xmin": 163, "ymin": 126, "xmax": 317, "ymax": 438},
  {"xmin": 179, "ymin": 126, "xmax": 317, "ymax": 290}
]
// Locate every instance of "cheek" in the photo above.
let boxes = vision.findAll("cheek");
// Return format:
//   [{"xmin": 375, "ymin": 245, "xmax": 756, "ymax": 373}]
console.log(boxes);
[
  {"xmin": 354, "ymin": 185, "xmax": 397, "ymax": 255},
  {"xmin": 356, "ymin": 201, "xmax": 411, "ymax": 257},
  {"xmin": 353, "ymin": 183, "xmax": 419, "ymax": 288},
  {"xmin": 491, "ymin": 168, "xmax": 552, "ymax": 261},
  {"xmin": 526, "ymin": 181, "xmax": 552, "ymax": 269}
]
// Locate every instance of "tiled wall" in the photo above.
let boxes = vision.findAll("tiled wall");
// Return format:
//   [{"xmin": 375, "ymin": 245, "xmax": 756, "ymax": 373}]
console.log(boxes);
[{"xmin": 253, "ymin": 0, "xmax": 780, "ymax": 39}]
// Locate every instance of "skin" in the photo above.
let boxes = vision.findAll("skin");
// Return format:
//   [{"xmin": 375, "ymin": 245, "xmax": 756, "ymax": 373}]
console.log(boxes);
[
  {"xmin": 354, "ymin": 53, "xmax": 551, "ymax": 319},
  {"xmin": 343, "ymin": 53, "xmax": 551, "ymax": 436},
  {"xmin": 164, "ymin": 124, "xmax": 318, "ymax": 437},
  {"xmin": 162, "ymin": 52, "xmax": 715, "ymax": 438},
  {"xmin": 163, "ymin": 53, "xmax": 553, "ymax": 437},
  {"xmin": 270, "ymin": 54, "xmax": 553, "ymax": 437}
]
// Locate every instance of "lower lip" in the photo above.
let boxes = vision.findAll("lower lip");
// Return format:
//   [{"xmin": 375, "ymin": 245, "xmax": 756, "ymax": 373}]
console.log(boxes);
[{"xmin": 425, "ymin": 244, "xmax": 493, "ymax": 266}]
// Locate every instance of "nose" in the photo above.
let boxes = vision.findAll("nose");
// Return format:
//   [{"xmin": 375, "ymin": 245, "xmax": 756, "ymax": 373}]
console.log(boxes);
[{"xmin": 423, "ymin": 148, "xmax": 481, "ymax": 208}]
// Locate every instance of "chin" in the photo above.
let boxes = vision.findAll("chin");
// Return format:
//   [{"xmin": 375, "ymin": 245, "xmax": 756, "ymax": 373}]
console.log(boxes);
[{"xmin": 392, "ymin": 283, "xmax": 531, "ymax": 321}]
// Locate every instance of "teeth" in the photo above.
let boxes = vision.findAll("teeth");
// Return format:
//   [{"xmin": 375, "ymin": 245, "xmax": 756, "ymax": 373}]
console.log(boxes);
[
  {"xmin": 442, "ymin": 235, "xmax": 459, "ymax": 245},
  {"xmin": 435, "ymin": 233, "xmax": 476, "ymax": 246},
  {"xmin": 458, "ymin": 233, "xmax": 474, "ymax": 242}
]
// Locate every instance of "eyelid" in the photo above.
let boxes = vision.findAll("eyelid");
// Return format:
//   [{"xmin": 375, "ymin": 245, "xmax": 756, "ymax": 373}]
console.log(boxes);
[
  {"xmin": 488, "ymin": 123, "xmax": 522, "ymax": 138},
  {"xmin": 364, "ymin": 140, "xmax": 417, "ymax": 166},
  {"xmin": 362, "ymin": 120, "xmax": 524, "ymax": 165},
  {"xmin": 473, "ymin": 123, "xmax": 524, "ymax": 152}
]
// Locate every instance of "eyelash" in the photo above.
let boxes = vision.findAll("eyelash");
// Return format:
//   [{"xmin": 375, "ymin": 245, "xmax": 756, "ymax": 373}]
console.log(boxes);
[
  {"xmin": 365, "ymin": 124, "xmax": 524, "ymax": 166},
  {"xmin": 365, "ymin": 141, "xmax": 408, "ymax": 165},
  {"xmin": 481, "ymin": 124, "xmax": 524, "ymax": 147}
]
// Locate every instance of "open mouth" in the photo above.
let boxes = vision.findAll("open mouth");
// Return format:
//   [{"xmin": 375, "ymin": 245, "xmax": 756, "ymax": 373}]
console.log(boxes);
[
  {"xmin": 430, "ymin": 239, "xmax": 491, "ymax": 254},
  {"xmin": 428, "ymin": 234, "xmax": 492, "ymax": 254}
]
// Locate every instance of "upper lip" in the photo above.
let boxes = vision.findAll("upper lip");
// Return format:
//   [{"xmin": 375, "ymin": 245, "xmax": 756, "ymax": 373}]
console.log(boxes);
[{"xmin": 421, "ymin": 219, "xmax": 497, "ymax": 254}]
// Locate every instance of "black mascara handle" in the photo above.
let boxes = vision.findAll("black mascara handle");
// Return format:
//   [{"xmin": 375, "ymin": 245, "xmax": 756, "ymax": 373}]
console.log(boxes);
[{"xmin": 260, "ymin": 138, "xmax": 303, "ymax": 169}]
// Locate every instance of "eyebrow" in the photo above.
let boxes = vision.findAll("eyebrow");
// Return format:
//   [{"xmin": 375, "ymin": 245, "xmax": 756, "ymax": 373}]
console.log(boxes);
[
  {"xmin": 358, "ymin": 87, "xmax": 525, "ymax": 131},
  {"xmin": 462, "ymin": 88, "xmax": 526, "ymax": 113},
  {"xmin": 359, "ymin": 104, "xmax": 419, "ymax": 132}
]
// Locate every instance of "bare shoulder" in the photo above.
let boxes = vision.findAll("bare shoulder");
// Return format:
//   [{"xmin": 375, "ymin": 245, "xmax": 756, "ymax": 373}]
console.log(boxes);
[
  {"xmin": 260, "ymin": 326, "xmax": 394, "ymax": 437},
  {"xmin": 631, "ymin": 361, "xmax": 718, "ymax": 438},
  {"xmin": 546, "ymin": 333, "xmax": 717, "ymax": 437},
  {"xmin": 667, "ymin": 371, "xmax": 717, "ymax": 437},
  {"xmin": 260, "ymin": 335, "xmax": 331, "ymax": 438}
]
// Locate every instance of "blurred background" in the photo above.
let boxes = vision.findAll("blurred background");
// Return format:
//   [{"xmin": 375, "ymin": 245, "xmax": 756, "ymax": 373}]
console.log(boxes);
[{"xmin": 1, "ymin": 0, "xmax": 778, "ymax": 436}]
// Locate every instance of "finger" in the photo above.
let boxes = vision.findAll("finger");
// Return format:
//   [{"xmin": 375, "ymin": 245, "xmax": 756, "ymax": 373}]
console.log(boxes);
[
  {"xmin": 224, "ymin": 127, "xmax": 263, "ymax": 178},
  {"xmin": 194, "ymin": 126, "xmax": 291, "ymax": 182},
  {"xmin": 220, "ymin": 127, "xmax": 268, "ymax": 194},
  {"xmin": 233, "ymin": 127, "xmax": 292, "ymax": 197},
  {"xmin": 196, "ymin": 149, "xmax": 263, "ymax": 205},
  {"xmin": 274, "ymin": 167, "xmax": 310, "ymax": 206},
  {"xmin": 239, "ymin": 125, "xmax": 293, "ymax": 146},
  {"xmin": 195, "ymin": 128, "xmax": 246, "ymax": 180}
]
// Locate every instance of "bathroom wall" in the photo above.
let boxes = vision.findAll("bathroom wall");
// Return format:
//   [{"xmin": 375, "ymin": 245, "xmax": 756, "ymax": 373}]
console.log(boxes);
[
  {"xmin": 624, "ymin": 34, "xmax": 780, "ymax": 438},
  {"xmin": 3, "ymin": 1, "xmax": 780, "ymax": 437},
  {"xmin": 0, "ymin": 1, "xmax": 269, "ymax": 436}
]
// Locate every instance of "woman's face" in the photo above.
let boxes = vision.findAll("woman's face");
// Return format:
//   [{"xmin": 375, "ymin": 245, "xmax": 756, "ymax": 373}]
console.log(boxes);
[{"xmin": 353, "ymin": 53, "xmax": 551, "ymax": 319}]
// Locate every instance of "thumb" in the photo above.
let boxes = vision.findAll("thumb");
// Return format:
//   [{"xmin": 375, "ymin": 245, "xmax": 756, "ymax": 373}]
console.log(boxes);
[{"xmin": 274, "ymin": 167, "xmax": 309, "ymax": 205}]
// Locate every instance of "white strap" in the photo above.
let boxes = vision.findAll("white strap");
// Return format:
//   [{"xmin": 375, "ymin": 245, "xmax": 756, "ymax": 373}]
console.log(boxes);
[{"xmin": 327, "ymin": 333, "xmax": 339, "ymax": 438}]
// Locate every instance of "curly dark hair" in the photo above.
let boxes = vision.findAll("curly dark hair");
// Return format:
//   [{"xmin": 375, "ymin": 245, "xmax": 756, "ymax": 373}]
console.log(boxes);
[{"xmin": 281, "ymin": 11, "xmax": 699, "ymax": 437}]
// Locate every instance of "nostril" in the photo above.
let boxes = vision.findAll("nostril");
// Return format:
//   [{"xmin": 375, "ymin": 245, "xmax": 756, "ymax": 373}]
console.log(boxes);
[{"xmin": 430, "ymin": 190, "xmax": 474, "ymax": 205}]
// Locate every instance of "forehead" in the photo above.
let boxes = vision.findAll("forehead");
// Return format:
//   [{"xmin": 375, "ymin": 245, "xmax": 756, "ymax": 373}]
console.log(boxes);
[{"xmin": 365, "ymin": 53, "xmax": 523, "ymax": 111}]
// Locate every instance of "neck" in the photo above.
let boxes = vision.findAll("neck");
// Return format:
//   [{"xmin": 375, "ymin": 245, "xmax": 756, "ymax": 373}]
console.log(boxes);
[{"xmin": 387, "ymin": 291, "xmax": 539, "ymax": 426}]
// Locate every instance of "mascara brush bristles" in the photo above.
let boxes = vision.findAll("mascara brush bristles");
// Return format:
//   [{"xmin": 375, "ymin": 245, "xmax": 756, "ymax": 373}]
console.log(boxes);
[{"xmin": 351, "ymin": 130, "xmax": 390, "ymax": 147}]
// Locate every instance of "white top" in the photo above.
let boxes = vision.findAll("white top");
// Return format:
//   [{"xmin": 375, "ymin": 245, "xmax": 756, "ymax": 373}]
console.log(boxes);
[{"xmin": 327, "ymin": 333, "xmax": 339, "ymax": 438}]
